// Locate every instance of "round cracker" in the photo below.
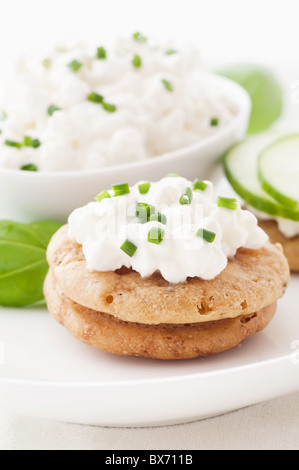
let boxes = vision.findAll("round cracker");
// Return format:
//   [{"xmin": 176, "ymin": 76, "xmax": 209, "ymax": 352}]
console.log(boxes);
[
  {"xmin": 258, "ymin": 220, "xmax": 299, "ymax": 272},
  {"xmin": 44, "ymin": 269, "xmax": 277, "ymax": 360},
  {"xmin": 47, "ymin": 226, "xmax": 289, "ymax": 325}
]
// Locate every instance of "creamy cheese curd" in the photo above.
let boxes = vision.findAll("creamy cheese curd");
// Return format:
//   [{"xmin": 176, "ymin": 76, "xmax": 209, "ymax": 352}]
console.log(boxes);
[
  {"xmin": 0, "ymin": 35, "xmax": 237, "ymax": 172},
  {"xmin": 68, "ymin": 177, "xmax": 268, "ymax": 283}
]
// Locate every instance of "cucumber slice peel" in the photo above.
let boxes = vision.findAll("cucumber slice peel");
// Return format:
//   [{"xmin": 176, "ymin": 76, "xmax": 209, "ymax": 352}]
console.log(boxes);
[
  {"xmin": 223, "ymin": 134, "xmax": 299, "ymax": 221},
  {"xmin": 258, "ymin": 134, "xmax": 299, "ymax": 211}
]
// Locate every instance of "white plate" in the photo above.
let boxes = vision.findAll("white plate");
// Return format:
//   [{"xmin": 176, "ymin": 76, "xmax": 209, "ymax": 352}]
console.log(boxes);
[
  {"xmin": 0, "ymin": 275, "xmax": 298, "ymax": 427},
  {"xmin": 0, "ymin": 66, "xmax": 298, "ymax": 428}
]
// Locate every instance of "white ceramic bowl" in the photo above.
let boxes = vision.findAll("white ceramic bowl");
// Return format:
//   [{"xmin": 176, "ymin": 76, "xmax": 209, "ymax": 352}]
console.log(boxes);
[{"xmin": 0, "ymin": 75, "xmax": 250, "ymax": 222}]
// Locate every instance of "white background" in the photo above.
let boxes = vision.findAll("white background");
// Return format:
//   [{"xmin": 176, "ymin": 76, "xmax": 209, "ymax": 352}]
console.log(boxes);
[
  {"xmin": 0, "ymin": 0, "xmax": 298, "ymax": 123},
  {"xmin": 0, "ymin": 0, "xmax": 298, "ymax": 107},
  {"xmin": 0, "ymin": 0, "xmax": 298, "ymax": 70}
]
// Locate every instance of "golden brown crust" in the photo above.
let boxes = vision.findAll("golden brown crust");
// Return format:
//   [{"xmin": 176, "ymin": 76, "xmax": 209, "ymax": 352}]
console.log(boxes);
[
  {"xmin": 258, "ymin": 220, "xmax": 299, "ymax": 272},
  {"xmin": 44, "ymin": 269, "xmax": 277, "ymax": 360},
  {"xmin": 47, "ymin": 225, "xmax": 289, "ymax": 325}
]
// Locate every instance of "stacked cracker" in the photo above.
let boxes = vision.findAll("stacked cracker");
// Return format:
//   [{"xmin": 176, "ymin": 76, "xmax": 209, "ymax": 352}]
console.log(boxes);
[{"xmin": 45, "ymin": 226, "xmax": 289, "ymax": 360}]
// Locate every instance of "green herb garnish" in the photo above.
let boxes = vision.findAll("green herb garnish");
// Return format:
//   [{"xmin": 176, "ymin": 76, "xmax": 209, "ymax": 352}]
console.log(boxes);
[
  {"xmin": 136, "ymin": 203, "xmax": 155, "ymax": 224},
  {"xmin": 95, "ymin": 190, "xmax": 111, "ymax": 202},
  {"xmin": 88, "ymin": 92, "xmax": 104, "ymax": 104},
  {"xmin": 88, "ymin": 93, "xmax": 117, "ymax": 112},
  {"xmin": 217, "ymin": 197, "xmax": 238, "ymax": 211},
  {"xmin": 138, "ymin": 182, "xmax": 151, "ymax": 194},
  {"xmin": 149, "ymin": 213, "xmax": 167, "ymax": 225},
  {"xmin": 0, "ymin": 220, "xmax": 62, "ymax": 307},
  {"xmin": 148, "ymin": 227, "xmax": 165, "ymax": 245},
  {"xmin": 23, "ymin": 136, "xmax": 33, "ymax": 147},
  {"xmin": 196, "ymin": 228, "xmax": 216, "ymax": 243},
  {"xmin": 97, "ymin": 47, "xmax": 107, "ymax": 60},
  {"xmin": 210, "ymin": 117, "xmax": 219, "ymax": 127},
  {"xmin": 68, "ymin": 60, "xmax": 82, "ymax": 73},
  {"xmin": 165, "ymin": 49, "xmax": 177, "ymax": 55},
  {"xmin": 23, "ymin": 137, "xmax": 41, "ymax": 149},
  {"xmin": 20, "ymin": 163, "xmax": 38, "ymax": 172},
  {"xmin": 193, "ymin": 179, "xmax": 208, "ymax": 191},
  {"xmin": 132, "ymin": 32, "xmax": 147, "ymax": 43},
  {"xmin": 102, "ymin": 102, "xmax": 117, "ymax": 113},
  {"xmin": 112, "ymin": 183, "xmax": 130, "ymax": 197},
  {"xmin": 4, "ymin": 140, "xmax": 22, "ymax": 149},
  {"xmin": 180, "ymin": 187, "xmax": 193, "ymax": 205},
  {"xmin": 31, "ymin": 139, "xmax": 41, "ymax": 149},
  {"xmin": 121, "ymin": 240, "xmax": 137, "ymax": 258},
  {"xmin": 48, "ymin": 105, "xmax": 61, "ymax": 116},
  {"xmin": 132, "ymin": 54, "xmax": 142, "ymax": 68},
  {"xmin": 162, "ymin": 79, "xmax": 173, "ymax": 92},
  {"xmin": 5, "ymin": 137, "xmax": 41, "ymax": 150}
]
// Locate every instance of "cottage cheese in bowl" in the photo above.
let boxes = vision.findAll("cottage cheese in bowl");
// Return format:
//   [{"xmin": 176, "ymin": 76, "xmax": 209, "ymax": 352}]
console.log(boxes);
[{"xmin": 0, "ymin": 34, "xmax": 238, "ymax": 172}]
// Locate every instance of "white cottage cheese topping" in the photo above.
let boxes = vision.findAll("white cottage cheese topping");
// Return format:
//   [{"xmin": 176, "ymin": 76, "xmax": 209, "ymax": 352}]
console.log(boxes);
[
  {"xmin": 68, "ymin": 177, "xmax": 268, "ymax": 283},
  {"xmin": 0, "ymin": 35, "xmax": 237, "ymax": 172}
]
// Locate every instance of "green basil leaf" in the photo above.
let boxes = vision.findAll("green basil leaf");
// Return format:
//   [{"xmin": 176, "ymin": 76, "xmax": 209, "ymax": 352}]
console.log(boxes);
[
  {"xmin": 218, "ymin": 64, "xmax": 283, "ymax": 134},
  {"xmin": 0, "ymin": 220, "xmax": 62, "ymax": 307}
]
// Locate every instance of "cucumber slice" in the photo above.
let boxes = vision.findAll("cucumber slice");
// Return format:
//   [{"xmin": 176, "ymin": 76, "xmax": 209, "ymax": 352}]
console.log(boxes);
[
  {"xmin": 223, "ymin": 134, "xmax": 299, "ymax": 221},
  {"xmin": 258, "ymin": 134, "xmax": 299, "ymax": 211}
]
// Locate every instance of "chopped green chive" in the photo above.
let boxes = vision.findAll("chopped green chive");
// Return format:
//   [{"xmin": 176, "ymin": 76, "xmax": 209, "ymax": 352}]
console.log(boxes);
[
  {"xmin": 180, "ymin": 187, "xmax": 193, "ymax": 205},
  {"xmin": 136, "ymin": 203, "xmax": 155, "ymax": 224},
  {"xmin": 196, "ymin": 228, "xmax": 216, "ymax": 243},
  {"xmin": 88, "ymin": 93, "xmax": 117, "ymax": 112},
  {"xmin": 23, "ymin": 136, "xmax": 33, "ymax": 147},
  {"xmin": 148, "ymin": 227, "xmax": 165, "ymax": 245},
  {"xmin": 138, "ymin": 182, "xmax": 151, "ymax": 194},
  {"xmin": 48, "ymin": 105, "xmax": 61, "ymax": 116},
  {"xmin": 112, "ymin": 183, "xmax": 130, "ymax": 197},
  {"xmin": 165, "ymin": 49, "xmax": 177, "ymax": 55},
  {"xmin": 5, "ymin": 137, "xmax": 41, "ymax": 150},
  {"xmin": 95, "ymin": 190, "xmax": 111, "ymax": 202},
  {"xmin": 20, "ymin": 163, "xmax": 38, "ymax": 172},
  {"xmin": 97, "ymin": 47, "xmax": 107, "ymax": 59},
  {"xmin": 121, "ymin": 240, "xmax": 137, "ymax": 258},
  {"xmin": 23, "ymin": 136, "xmax": 41, "ymax": 149},
  {"xmin": 5, "ymin": 140, "xmax": 22, "ymax": 149},
  {"xmin": 102, "ymin": 102, "xmax": 117, "ymax": 113},
  {"xmin": 217, "ymin": 196, "xmax": 238, "ymax": 211},
  {"xmin": 68, "ymin": 60, "xmax": 82, "ymax": 73},
  {"xmin": 132, "ymin": 32, "xmax": 147, "ymax": 43},
  {"xmin": 132, "ymin": 54, "xmax": 142, "ymax": 68},
  {"xmin": 31, "ymin": 139, "xmax": 41, "ymax": 149},
  {"xmin": 42, "ymin": 58, "xmax": 51, "ymax": 68},
  {"xmin": 149, "ymin": 213, "xmax": 167, "ymax": 225},
  {"xmin": 88, "ymin": 92, "xmax": 104, "ymax": 104},
  {"xmin": 167, "ymin": 173, "xmax": 181, "ymax": 177},
  {"xmin": 210, "ymin": 117, "xmax": 219, "ymax": 126},
  {"xmin": 193, "ymin": 179, "xmax": 208, "ymax": 191},
  {"xmin": 162, "ymin": 79, "xmax": 173, "ymax": 92}
]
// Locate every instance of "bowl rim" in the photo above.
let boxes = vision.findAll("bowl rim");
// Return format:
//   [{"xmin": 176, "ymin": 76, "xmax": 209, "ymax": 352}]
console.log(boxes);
[{"xmin": 0, "ymin": 74, "xmax": 251, "ymax": 180}]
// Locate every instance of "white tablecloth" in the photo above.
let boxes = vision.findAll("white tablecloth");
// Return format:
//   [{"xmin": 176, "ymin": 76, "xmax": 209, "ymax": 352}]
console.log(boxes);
[{"xmin": 1, "ymin": 392, "xmax": 298, "ymax": 450}]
